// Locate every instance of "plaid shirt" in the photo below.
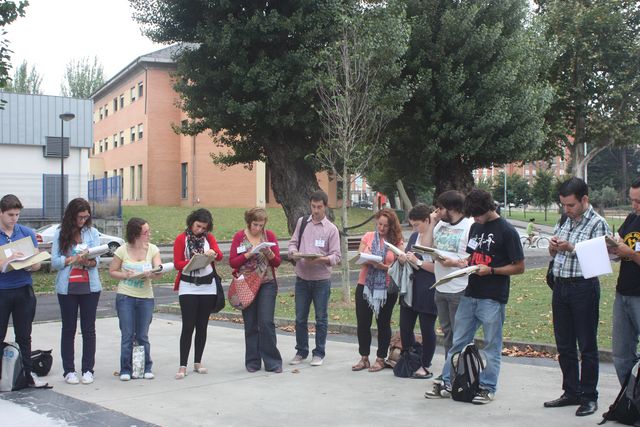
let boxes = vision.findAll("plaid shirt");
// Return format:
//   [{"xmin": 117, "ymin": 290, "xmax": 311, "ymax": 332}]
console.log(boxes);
[{"xmin": 552, "ymin": 205, "xmax": 610, "ymax": 278}]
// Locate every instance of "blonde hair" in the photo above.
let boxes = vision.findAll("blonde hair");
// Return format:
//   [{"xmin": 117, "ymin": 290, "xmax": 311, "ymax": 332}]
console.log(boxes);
[{"xmin": 244, "ymin": 207, "xmax": 268, "ymax": 226}]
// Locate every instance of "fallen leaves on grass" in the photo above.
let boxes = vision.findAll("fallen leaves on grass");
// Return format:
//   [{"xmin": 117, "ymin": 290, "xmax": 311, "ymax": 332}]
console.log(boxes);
[{"xmin": 502, "ymin": 345, "xmax": 557, "ymax": 359}]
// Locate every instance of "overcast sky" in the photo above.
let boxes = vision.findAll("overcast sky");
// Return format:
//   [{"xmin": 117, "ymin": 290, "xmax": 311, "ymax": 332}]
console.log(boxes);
[{"xmin": 5, "ymin": 0, "xmax": 166, "ymax": 96}]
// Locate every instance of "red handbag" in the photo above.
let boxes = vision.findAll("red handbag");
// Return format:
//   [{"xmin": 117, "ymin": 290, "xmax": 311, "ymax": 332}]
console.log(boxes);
[{"xmin": 228, "ymin": 272, "xmax": 262, "ymax": 310}]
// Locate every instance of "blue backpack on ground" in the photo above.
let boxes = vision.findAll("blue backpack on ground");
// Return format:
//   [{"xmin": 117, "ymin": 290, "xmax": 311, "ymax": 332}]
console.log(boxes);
[
  {"xmin": 599, "ymin": 360, "xmax": 640, "ymax": 425},
  {"xmin": 450, "ymin": 343, "xmax": 485, "ymax": 403}
]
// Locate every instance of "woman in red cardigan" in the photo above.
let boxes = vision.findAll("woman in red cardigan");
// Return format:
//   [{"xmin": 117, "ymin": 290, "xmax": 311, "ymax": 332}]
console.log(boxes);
[
  {"xmin": 229, "ymin": 207, "xmax": 283, "ymax": 373},
  {"xmin": 173, "ymin": 209, "xmax": 223, "ymax": 379}
]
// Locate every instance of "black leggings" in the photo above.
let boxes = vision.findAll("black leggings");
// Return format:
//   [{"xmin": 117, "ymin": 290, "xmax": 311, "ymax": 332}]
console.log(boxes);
[
  {"xmin": 179, "ymin": 294, "xmax": 217, "ymax": 366},
  {"xmin": 399, "ymin": 305, "xmax": 437, "ymax": 369},
  {"xmin": 355, "ymin": 285, "xmax": 398, "ymax": 359}
]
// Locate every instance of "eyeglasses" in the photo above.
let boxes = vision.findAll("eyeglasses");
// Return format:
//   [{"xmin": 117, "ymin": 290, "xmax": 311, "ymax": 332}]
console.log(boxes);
[{"xmin": 77, "ymin": 215, "xmax": 91, "ymax": 221}]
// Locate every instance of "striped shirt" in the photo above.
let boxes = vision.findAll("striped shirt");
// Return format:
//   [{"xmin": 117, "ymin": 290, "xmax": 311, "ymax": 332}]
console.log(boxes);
[{"xmin": 552, "ymin": 205, "xmax": 610, "ymax": 278}]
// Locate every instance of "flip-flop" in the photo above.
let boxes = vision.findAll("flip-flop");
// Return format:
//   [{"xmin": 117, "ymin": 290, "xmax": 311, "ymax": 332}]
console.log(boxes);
[{"xmin": 412, "ymin": 369, "xmax": 433, "ymax": 379}]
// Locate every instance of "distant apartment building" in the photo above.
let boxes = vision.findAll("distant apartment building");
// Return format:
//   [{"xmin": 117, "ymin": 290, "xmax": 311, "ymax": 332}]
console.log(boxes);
[
  {"xmin": 472, "ymin": 150, "xmax": 569, "ymax": 184},
  {"xmin": 90, "ymin": 44, "xmax": 336, "ymax": 208},
  {"xmin": 0, "ymin": 91, "xmax": 93, "ymax": 218}
]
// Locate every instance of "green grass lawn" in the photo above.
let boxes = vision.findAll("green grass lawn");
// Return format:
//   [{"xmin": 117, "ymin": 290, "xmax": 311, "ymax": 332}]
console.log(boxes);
[
  {"xmin": 123, "ymin": 206, "xmax": 376, "ymax": 244},
  {"xmin": 503, "ymin": 209, "xmax": 625, "ymax": 231}
]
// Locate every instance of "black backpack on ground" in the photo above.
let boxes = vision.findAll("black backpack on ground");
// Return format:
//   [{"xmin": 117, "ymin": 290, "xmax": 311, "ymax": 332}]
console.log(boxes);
[
  {"xmin": 450, "ymin": 343, "xmax": 485, "ymax": 403},
  {"xmin": 31, "ymin": 349, "xmax": 53, "ymax": 377},
  {"xmin": 393, "ymin": 342, "xmax": 422, "ymax": 378},
  {"xmin": 599, "ymin": 361, "xmax": 640, "ymax": 425}
]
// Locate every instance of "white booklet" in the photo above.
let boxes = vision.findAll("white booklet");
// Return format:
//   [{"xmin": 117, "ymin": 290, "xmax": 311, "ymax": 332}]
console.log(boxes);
[
  {"xmin": 575, "ymin": 236, "xmax": 613, "ymax": 279},
  {"xmin": 430, "ymin": 265, "xmax": 481, "ymax": 289},
  {"xmin": 83, "ymin": 244, "xmax": 111, "ymax": 259},
  {"xmin": 1, "ymin": 237, "xmax": 51, "ymax": 273},
  {"xmin": 384, "ymin": 241, "xmax": 419, "ymax": 269},
  {"xmin": 354, "ymin": 252, "xmax": 383, "ymax": 265},
  {"xmin": 412, "ymin": 244, "xmax": 468, "ymax": 263},
  {"xmin": 129, "ymin": 262, "xmax": 175, "ymax": 279},
  {"xmin": 251, "ymin": 241, "xmax": 276, "ymax": 254}
]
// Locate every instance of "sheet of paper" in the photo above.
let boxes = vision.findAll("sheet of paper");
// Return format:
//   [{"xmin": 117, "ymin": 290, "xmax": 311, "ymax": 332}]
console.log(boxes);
[
  {"xmin": 575, "ymin": 236, "xmax": 613, "ymax": 279},
  {"xmin": 183, "ymin": 253, "xmax": 216, "ymax": 273},
  {"xmin": 355, "ymin": 252, "xmax": 383, "ymax": 265},
  {"xmin": 84, "ymin": 244, "xmax": 111, "ymax": 259},
  {"xmin": 251, "ymin": 242, "xmax": 276, "ymax": 254},
  {"xmin": 431, "ymin": 265, "xmax": 480, "ymax": 289}
]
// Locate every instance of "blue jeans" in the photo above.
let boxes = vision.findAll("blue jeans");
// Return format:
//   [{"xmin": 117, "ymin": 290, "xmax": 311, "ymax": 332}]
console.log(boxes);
[
  {"xmin": 116, "ymin": 294, "xmax": 154, "ymax": 375},
  {"xmin": 0, "ymin": 286, "xmax": 36, "ymax": 377},
  {"xmin": 552, "ymin": 278, "xmax": 600, "ymax": 401},
  {"xmin": 58, "ymin": 292, "xmax": 100, "ymax": 376},
  {"xmin": 442, "ymin": 296, "xmax": 506, "ymax": 393},
  {"xmin": 612, "ymin": 292, "xmax": 640, "ymax": 385},
  {"xmin": 294, "ymin": 277, "xmax": 331, "ymax": 359},
  {"xmin": 241, "ymin": 281, "xmax": 282, "ymax": 371}
]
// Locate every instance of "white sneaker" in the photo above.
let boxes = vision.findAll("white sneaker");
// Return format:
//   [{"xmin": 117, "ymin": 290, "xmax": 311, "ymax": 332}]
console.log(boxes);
[
  {"xmin": 289, "ymin": 355, "xmax": 305, "ymax": 365},
  {"xmin": 310, "ymin": 356, "xmax": 324, "ymax": 366},
  {"xmin": 143, "ymin": 372, "xmax": 155, "ymax": 379},
  {"xmin": 119, "ymin": 373, "xmax": 131, "ymax": 381},
  {"xmin": 65, "ymin": 372, "xmax": 80, "ymax": 385},
  {"xmin": 81, "ymin": 371, "xmax": 94, "ymax": 384},
  {"xmin": 29, "ymin": 372, "xmax": 48, "ymax": 388}
]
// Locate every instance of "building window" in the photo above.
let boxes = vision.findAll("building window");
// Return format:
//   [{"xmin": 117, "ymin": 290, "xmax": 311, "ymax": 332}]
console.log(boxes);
[
  {"xmin": 113, "ymin": 134, "xmax": 118, "ymax": 148},
  {"xmin": 120, "ymin": 131, "xmax": 124, "ymax": 145},
  {"xmin": 138, "ymin": 164, "xmax": 143, "ymax": 200},
  {"xmin": 99, "ymin": 140, "xmax": 103, "ymax": 153},
  {"xmin": 113, "ymin": 98, "xmax": 118, "ymax": 112},
  {"xmin": 181, "ymin": 163, "xmax": 188, "ymax": 199},
  {"xmin": 130, "ymin": 166, "xmax": 135, "ymax": 200},
  {"xmin": 104, "ymin": 139, "xmax": 108, "ymax": 151},
  {"xmin": 138, "ymin": 123, "xmax": 143, "ymax": 140},
  {"xmin": 130, "ymin": 127, "xmax": 135, "ymax": 142},
  {"xmin": 99, "ymin": 107, "xmax": 103, "ymax": 120},
  {"xmin": 119, "ymin": 94, "xmax": 124, "ymax": 109},
  {"xmin": 113, "ymin": 169, "xmax": 117, "ymax": 177},
  {"xmin": 104, "ymin": 105, "xmax": 108, "ymax": 117},
  {"xmin": 130, "ymin": 87, "xmax": 136, "ymax": 102},
  {"xmin": 104, "ymin": 171, "xmax": 108, "ymax": 179},
  {"xmin": 138, "ymin": 82, "xmax": 144, "ymax": 98}
]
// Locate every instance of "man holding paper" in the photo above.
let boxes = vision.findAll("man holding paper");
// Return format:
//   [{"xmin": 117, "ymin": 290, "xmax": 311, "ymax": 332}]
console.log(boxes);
[
  {"xmin": 288, "ymin": 190, "xmax": 341, "ymax": 367},
  {"xmin": 608, "ymin": 177, "xmax": 640, "ymax": 386},
  {"xmin": 544, "ymin": 177, "xmax": 610, "ymax": 417},
  {"xmin": 0, "ymin": 194, "xmax": 45, "ymax": 388}
]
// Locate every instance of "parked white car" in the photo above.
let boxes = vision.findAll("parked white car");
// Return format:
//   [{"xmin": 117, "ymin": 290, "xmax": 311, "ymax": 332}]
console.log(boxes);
[{"xmin": 35, "ymin": 224, "xmax": 124, "ymax": 255}]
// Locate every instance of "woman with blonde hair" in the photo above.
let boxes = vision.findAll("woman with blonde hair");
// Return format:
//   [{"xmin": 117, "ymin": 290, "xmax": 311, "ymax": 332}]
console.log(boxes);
[{"xmin": 229, "ymin": 208, "xmax": 282, "ymax": 373}]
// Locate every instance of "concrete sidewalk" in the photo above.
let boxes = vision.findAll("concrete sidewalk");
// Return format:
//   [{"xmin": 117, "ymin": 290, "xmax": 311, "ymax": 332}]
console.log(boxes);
[{"xmin": 2, "ymin": 314, "xmax": 620, "ymax": 426}]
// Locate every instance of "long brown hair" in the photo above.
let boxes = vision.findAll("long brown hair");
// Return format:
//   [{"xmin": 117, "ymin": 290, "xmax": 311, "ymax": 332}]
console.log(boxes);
[
  {"xmin": 58, "ymin": 198, "xmax": 92, "ymax": 254},
  {"xmin": 376, "ymin": 208, "xmax": 402, "ymax": 245}
]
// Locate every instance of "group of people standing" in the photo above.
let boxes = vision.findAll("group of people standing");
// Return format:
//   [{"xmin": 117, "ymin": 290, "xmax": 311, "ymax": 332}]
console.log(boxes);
[{"xmin": 1, "ymin": 177, "xmax": 639, "ymax": 418}]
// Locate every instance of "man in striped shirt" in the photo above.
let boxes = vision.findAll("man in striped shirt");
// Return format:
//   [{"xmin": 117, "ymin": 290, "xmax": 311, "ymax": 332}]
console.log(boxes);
[{"xmin": 544, "ymin": 177, "xmax": 610, "ymax": 417}]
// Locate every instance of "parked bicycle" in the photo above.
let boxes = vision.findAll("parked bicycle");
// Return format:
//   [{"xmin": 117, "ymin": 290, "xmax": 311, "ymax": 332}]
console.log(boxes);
[{"xmin": 520, "ymin": 235, "xmax": 550, "ymax": 249}]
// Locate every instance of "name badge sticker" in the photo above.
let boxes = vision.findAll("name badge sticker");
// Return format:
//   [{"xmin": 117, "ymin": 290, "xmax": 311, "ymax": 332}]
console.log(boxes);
[
  {"xmin": 467, "ymin": 239, "xmax": 478, "ymax": 250},
  {"xmin": 237, "ymin": 245, "xmax": 247, "ymax": 254},
  {"xmin": 635, "ymin": 242, "xmax": 640, "ymax": 252},
  {"xmin": 315, "ymin": 239, "xmax": 325, "ymax": 248},
  {"xmin": 4, "ymin": 248, "xmax": 13, "ymax": 257},
  {"xmin": 555, "ymin": 254, "xmax": 566, "ymax": 266}
]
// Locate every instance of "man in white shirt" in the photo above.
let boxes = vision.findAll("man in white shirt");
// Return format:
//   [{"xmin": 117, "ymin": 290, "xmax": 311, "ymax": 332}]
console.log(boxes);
[{"xmin": 425, "ymin": 191, "xmax": 472, "ymax": 364}]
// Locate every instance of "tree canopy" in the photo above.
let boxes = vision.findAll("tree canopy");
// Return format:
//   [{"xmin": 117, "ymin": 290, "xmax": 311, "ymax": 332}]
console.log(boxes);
[
  {"xmin": 0, "ymin": 0, "xmax": 28, "ymax": 105},
  {"xmin": 388, "ymin": 0, "xmax": 553, "ymax": 196},
  {"xmin": 536, "ymin": 0, "xmax": 640, "ymax": 179},
  {"xmin": 61, "ymin": 56, "xmax": 105, "ymax": 98},
  {"xmin": 4, "ymin": 59, "xmax": 41, "ymax": 94},
  {"xmin": 131, "ymin": 0, "xmax": 353, "ymax": 231}
]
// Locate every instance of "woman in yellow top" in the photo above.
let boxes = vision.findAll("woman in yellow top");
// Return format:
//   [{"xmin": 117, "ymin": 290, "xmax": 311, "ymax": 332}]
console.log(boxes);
[{"xmin": 109, "ymin": 217, "xmax": 162, "ymax": 381}]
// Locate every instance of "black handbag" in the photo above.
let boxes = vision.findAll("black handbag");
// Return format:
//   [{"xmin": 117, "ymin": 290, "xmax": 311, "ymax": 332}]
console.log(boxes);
[
  {"xmin": 545, "ymin": 260, "xmax": 555, "ymax": 290},
  {"xmin": 212, "ymin": 266, "xmax": 226, "ymax": 313}
]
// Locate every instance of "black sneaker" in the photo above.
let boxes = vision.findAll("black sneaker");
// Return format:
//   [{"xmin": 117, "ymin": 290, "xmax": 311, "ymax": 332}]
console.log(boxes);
[
  {"xmin": 472, "ymin": 388, "xmax": 495, "ymax": 404},
  {"xmin": 424, "ymin": 380, "xmax": 451, "ymax": 399}
]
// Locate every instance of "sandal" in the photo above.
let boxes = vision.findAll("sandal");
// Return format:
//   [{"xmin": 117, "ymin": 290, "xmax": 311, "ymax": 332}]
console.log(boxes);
[
  {"xmin": 351, "ymin": 356, "xmax": 370, "ymax": 371},
  {"xmin": 193, "ymin": 363, "xmax": 208, "ymax": 374},
  {"xmin": 175, "ymin": 366, "xmax": 187, "ymax": 380},
  {"xmin": 412, "ymin": 367, "xmax": 433, "ymax": 379},
  {"xmin": 368, "ymin": 358, "xmax": 386, "ymax": 373}
]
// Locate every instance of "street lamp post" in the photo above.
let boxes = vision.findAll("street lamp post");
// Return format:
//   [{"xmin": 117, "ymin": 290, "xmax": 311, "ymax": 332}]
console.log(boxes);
[{"xmin": 59, "ymin": 113, "xmax": 76, "ymax": 221}]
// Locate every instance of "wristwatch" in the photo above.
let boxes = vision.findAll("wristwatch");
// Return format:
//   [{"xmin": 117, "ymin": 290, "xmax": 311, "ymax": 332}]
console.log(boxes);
[{"xmin": 416, "ymin": 259, "xmax": 423, "ymax": 267}]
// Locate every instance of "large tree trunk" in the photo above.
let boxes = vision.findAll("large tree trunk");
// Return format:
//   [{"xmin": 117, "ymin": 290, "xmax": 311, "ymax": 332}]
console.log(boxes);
[
  {"xmin": 267, "ymin": 144, "xmax": 322, "ymax": 234},
  {"xmin": 433, "ymin": 158, "xmax": 475, "ymax": 198}
]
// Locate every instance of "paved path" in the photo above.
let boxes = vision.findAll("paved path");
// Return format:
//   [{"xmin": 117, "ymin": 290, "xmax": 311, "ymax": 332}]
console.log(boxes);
[{"xmin": 1, "ymin": 315, "xmax": 620, "ymax": 426}]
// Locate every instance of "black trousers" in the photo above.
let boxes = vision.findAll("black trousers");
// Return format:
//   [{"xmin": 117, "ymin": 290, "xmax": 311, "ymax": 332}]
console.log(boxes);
[
  {"xmin": 179, "ymin": 294, "xmax": 217, "ymax": 366},
  {"xmin": 399, "ymin": 305, "xmax": 437, "ymax": 369},
  {"xmin": 355, "ymin": 285, "xmax": 398, "ymax": 358},
  {"xmin": 552, "ymin": 277, "xmax": 600, "ymax": 401},
  {"xmin": 0, "ymin": 285, "xmax": 36, "ymax": 377}
]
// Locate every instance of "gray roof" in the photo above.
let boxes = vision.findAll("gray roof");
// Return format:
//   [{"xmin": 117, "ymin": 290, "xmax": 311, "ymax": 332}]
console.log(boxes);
[{"xmin": 91, "ymin": 43, "xmax": 199, "ymax": 99}]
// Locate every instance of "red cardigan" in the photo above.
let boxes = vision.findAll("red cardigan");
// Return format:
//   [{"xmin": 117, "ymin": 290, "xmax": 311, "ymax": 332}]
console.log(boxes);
[
  {"xmin": 173, "ymin": 232, "xmax": 224, "ymax": 290},
  {"xmin": 228, "ymin": 229, "xmax": 281, "ymax": 280}
]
